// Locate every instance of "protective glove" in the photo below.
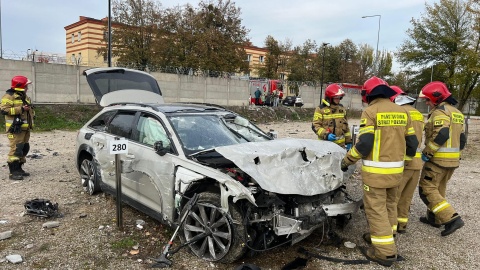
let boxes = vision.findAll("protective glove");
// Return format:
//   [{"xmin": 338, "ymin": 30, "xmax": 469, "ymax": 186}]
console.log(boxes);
[
  {"xmin": 421, "ymin": 153, "xmax": 430, "ymax": 162},
  {"xmin": 345, "ymin": 143, "xmax": 352, "ymax": 151},
  {"xmin": 327, "ymin": 133, "xmax": 337, "ymax": 141},
  {"xmin": 340, "ymin": 159, "xmax": 349, "ymax": 172}
]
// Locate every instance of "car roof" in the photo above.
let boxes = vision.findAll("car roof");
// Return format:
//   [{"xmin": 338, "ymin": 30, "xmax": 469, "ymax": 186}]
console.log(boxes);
[{"xmin": 106, "ymin": 102, "xmax": 230, "ymax": 115}]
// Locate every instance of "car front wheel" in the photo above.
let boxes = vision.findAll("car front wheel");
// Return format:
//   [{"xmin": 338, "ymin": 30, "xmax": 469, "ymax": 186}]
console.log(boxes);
[
  {"xmin": 181, "ymin": 192, "xmax": 246, "ymax": 263},
  {"xmin": 80, "ymin": 157, "xmax": 101, "ymax": 195}
]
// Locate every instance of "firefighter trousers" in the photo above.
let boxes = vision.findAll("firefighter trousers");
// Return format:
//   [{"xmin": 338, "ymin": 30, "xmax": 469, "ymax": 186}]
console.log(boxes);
[
  {"xmin": 396, "ymin": 169, "xmax": 421, "ymax": 231},
  {"xmin": 363, "ymin": 184, "xmax": 398, "ymax": 259},
  {"xmin": 7, "ymin": 130, "xmax": 30, "ymax": 163},
  {"xmin": 419, "ymin": 162, "xmax": 458, "ymax": 224}
]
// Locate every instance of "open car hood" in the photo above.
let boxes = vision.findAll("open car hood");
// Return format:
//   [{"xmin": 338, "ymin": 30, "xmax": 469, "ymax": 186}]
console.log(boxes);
[
  {"xmin": 83, "ymin": 67, "xmax": 163, "ymax": 106},
  {"xmin": 215, "ymin": 138, "xmax": 351, "ymax": 196}
]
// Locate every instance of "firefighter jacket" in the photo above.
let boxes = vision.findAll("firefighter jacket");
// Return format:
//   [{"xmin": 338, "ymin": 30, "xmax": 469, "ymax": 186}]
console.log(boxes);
[
  {"xmin": 423, "ymin": 102, "xmax": 465, "ymax": 168},
  {"xmin": 343, "ymin": 98, "xmax": 419, "ymax": 188},
  {"xmin": 403, "ymin": 104, "xmax": 424, "ymax": 171},
  {"xmin": 0, "ymin": 89, "xmax": 35, "ymax": 132},
  {"xmin": 312, "ymin": 103, "xmax": 352, "ymax": 146}
]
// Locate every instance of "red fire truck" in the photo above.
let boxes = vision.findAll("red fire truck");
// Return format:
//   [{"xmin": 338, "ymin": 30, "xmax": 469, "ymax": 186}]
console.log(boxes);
[{"xmin": 249, "ymin": 79, "xmax": 284, "ymax": 105}]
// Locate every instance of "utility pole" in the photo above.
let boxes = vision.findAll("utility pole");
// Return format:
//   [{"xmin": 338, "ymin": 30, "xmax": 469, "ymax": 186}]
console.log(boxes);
[
  {"xmin": 319, "ymin": 42, "xmax": 329, "ymax": 106},
  {"xmin": 108, "ymin": 0, "xmax": 112, "ymax": 67}
]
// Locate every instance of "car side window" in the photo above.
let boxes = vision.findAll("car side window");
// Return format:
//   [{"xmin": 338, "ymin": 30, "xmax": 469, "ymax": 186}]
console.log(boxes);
[
  {"xmin": 88, "ymin": 111, "xmax": 116, "ymax": 131},
  {"xmin": 108, "ymin": 111, "xmax": 135, "ymax": 138},
  {"xmin": 136, "ymin": 115, "xmax": 171, "ymax": 149}
]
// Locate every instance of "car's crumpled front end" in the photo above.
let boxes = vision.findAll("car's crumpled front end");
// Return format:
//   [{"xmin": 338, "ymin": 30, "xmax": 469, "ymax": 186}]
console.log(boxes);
[{"xmin": 204, "ymin": 138, "xmax": 360, "ymax": 247}]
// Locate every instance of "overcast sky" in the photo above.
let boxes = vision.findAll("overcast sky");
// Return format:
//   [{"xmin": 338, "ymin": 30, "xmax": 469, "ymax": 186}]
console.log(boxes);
[{"xmin": 1, "ymin": 0, "xmax": 438, "ymax": 70}]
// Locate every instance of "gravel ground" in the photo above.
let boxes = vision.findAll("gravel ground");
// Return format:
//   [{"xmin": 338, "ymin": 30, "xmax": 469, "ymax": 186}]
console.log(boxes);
[{"xmin": 1, "ymin": 120, "xmax": 479, "ymax": 270}]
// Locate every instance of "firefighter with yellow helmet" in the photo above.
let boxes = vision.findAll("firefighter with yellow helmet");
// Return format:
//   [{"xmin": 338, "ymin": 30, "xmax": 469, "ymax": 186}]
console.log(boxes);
[
  {"xmin": 340, "ymin": 77, "xmax": 418, "ymax": 267},
  {"xmin": 417, "ymin": 81, "xmax": 465, "ymax": 236},
  {"xmin": 312, "ymin": 84, "xmax": 352, "ymax": 150},
  {"xmin": 389, "ymin": 86, "xmax": 424, "ymax": 234},
  {"xmin": 0, "ymin": 76, "xmax": 35, "ymax": 180}
]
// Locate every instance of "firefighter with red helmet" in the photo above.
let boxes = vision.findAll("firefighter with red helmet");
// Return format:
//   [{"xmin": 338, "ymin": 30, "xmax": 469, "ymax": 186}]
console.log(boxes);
[
  {"xmin": 0, "ymin": 76, "xmax": 35, "ymax": 180},
  {"xmin": 340, "ymin": 77, "xmax": 418, "ymax": 267},
  {"xmin": 389, "ymin": 86, "xmax": 424, "ymax": 234},
  {"xmin": 311, "ymin": 84, "xmax": 352, "ymax": 149},
  {"xmin": 417, "ymin": 81, "xmax": 465, "ymax": 236}
]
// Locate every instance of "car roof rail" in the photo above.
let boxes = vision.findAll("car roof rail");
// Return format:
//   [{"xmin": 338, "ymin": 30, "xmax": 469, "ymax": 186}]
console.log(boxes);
[
  {"xmin": 177, "ymin": 102, "xmax": 227, "ymax": 110},
  {"xmin": 107, "ymin": 102, "xmax": 160, "ymax": 111}
]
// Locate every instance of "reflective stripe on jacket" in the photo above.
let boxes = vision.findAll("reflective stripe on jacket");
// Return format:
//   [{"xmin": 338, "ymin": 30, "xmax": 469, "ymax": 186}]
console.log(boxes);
[
  {"xmin": 312, "ymin": 103, "xmax": 352, "ymax": 146},
  {"xmin": 344, "ymin": 98, "xmax": 419, "ymax": 188},
  {"xmin": 423, "ymin": 102, "xmax": 464, "ymax": 168}
]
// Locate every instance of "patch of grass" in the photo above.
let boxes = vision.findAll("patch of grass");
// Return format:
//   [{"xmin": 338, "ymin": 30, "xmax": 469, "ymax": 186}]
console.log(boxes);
[
  {"xmin": 0, "ymin": 104, "xmax": 101, "ymax": 132},
  {"xmin": 111, "ymin": 237, "xmax": 137, "ymax": 249}
]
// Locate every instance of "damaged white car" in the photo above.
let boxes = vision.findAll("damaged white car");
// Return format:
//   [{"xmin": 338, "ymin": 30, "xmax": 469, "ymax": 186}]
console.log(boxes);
[{"xmin": 75, "ymin": 67, "xmax": 360, "ymax": 263}]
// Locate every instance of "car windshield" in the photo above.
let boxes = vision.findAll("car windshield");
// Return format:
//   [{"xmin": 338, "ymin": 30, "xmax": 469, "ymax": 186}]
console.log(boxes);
[{"xmin": 169, "ymin": 114, "xmax": 270, "ymax": 155}]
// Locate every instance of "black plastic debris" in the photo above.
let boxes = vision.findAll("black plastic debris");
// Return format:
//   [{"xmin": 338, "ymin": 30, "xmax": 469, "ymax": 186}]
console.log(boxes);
[{"xmin": 24, "ymin": 199, "xmax": 59, "ymax": 218}]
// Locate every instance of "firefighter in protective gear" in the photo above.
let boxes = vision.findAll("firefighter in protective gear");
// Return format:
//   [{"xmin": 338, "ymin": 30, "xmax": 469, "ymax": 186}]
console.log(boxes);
[
  {"xmin": 340, "ymin": 77, "xmax": 419, "ymax": 267},
  {"xmin": 312, "ymin": 84, "xmax": 352, "ymax": 149},
  {"xmin": 390, "ymin": 86, "xmax": 424, "ymax": 233},
  {"xmin": 417, "ymin": 81, "xmax": 465, "ymax": 236},
  {"xmin": 0, "ymin": 76, "xmax": 35, "ymax": 180}
]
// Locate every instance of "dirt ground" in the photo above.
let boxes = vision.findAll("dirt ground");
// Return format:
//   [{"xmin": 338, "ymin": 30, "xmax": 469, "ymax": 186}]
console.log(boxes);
[{"xmin": 1, "ymin": 119, "xmax": 480, "ymax": 269}]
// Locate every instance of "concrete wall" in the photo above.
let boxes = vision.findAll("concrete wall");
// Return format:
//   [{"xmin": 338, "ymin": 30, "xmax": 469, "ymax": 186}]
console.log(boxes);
[{"xmin": 0, "ymin": 58, "xmax": 367, "ymax": 110}]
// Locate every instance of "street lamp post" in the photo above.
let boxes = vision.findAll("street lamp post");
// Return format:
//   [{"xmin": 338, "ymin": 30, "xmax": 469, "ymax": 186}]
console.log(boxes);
[
  {"xmin": 319, "ymin": 42, "xmax": 329, "ymax": 106},
  {"xmin": 362, "ymin": 14, "xmax": 381, "ymax": 75}
]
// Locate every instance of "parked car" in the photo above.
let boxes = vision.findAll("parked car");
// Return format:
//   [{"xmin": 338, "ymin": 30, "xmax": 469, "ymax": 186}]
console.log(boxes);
[
  {"xmin": 76, "ymin": 67, "xmax": 359, "ymax": 263},
  {"xmin": 282, "ymin": 96, "xmax": 304, "ymax": 107}
]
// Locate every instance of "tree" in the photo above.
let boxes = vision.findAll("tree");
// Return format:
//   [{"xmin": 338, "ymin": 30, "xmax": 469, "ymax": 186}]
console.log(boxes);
[
  {"xmin": 286, "ymin": 39, "xmax": 318, "ymax": 82},
  {"xmin": 99, "ymin": 0, "xmax": 163, "ymax": 70},
  {"xmin": 257, "ymin": 35, "xmax": 289, "ymax": 79},
  {"xmin": 187, "ymin": 0, "xmax": 250, "ymax": 74},
  {"xmin": 396, "ymin": 0, "xmax": 480, "ymax": 110},
  {"xmin": 356, "ymin": 44, "xmax": 375, "ymax": 82}
]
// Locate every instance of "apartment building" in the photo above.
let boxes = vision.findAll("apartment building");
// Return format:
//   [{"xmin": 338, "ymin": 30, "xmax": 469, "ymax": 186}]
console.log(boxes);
[
  {"xmin": 64, "ymin": 16, "xmax": 117, "ymax": 66},
  {"xmin": 64, "ymin": 16, "xmax": 267, "ymax": 77}
]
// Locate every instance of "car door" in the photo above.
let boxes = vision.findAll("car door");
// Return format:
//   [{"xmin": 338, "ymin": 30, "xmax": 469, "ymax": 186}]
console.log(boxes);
[
  {"xmin": 95, "ymin": 110, "xmax": 137, "ymax": 192},
  {"xmin": 121, "ymin": 112, "xmax": 176, "ymax": 217}
]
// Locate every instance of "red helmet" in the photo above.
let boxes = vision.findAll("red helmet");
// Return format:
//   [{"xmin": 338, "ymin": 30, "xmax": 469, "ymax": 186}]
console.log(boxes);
[
  {"xmin": 419, "ymin": 81, "xmax": 451, "ymax": 105},
  {"xmin": 325, "ymin": 84, "xmax": 345, "ymax": 100},
  {"xmin": 389, "ymin": 85, "xmax": 405, "ymax": 102},
  {"xmin": 361, "ymin": 76, "xmax": 389, "ymax": 103},
  {"xmin": 11, "ymin": 76, "xmax": 31, "ymax": 91}
]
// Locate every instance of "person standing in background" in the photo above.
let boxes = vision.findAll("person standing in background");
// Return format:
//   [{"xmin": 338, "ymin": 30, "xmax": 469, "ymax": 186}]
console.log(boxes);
[
  {"xmin": 417, "ymin": 81, "xmax": 466, "ymax": 236},
  {"xmin": 390, "ymin": 86, "xmax": 424, "ymax": 234},
  {"xmin": 1, "ymin": 76, "xmax": 35, "ymax": 180},
  {"xmin": 312, "ymin": 84, "xmax": 352, "ymax": 150}
]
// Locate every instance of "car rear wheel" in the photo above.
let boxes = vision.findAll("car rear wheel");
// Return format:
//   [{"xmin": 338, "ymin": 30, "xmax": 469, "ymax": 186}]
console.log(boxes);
[
  {"xmin": 80, "ymin": 157, "xmax": 101, "ymax": 195},
  {"xmin": 181, "ymin": 192, "xmax": 246, "ymax": 263}
]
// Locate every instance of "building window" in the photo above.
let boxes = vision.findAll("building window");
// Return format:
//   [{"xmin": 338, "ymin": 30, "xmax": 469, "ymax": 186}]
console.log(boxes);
[
  {"xmin": 259, "ymin": 56, "xmax": 264, "ymax": 63},
  {"xmin": 77, "ymin": 52, "xmax": 82, "ymax": 64},
  {"xmin": 78, "ymin": 31, "xmax": 82, "ymax": 42},
  {"xmin": 71, "ymin": 54, "xmax": 75, "ymax": 64},
  {"xmin": 247, "ymin": 54, "xmax": 252, "ymax": 62},
  {"xmin": 71, "ymin": 34, "xmax": 74, "ymax": 43}
]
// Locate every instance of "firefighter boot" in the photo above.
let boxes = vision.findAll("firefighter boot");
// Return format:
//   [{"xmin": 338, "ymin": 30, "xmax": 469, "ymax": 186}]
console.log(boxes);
[
  {"xmin": 441, "ymin": 217, "xmax": 464, "ymax": 236},
  {"xmin": 8, "ymin": 162, "xmax": 24, "ymax": 181},
  {"xmin": 420, "ymin": 211, "xmax": 441, "ymax": 228},
  {"xmin": 359, "ymin": 246, "xmax": 395, "ymax": 267},
  {"xmin": 19, "ymin": 162, "xmax": 30, "ymax": 176}
]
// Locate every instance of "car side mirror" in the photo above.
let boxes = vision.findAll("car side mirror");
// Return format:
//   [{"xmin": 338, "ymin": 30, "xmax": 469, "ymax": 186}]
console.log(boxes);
[
  {"xmin": 154, "ymin": 141, "xmax": 170, "ymax": 156},
  {"xmin": 267, "ymin": 129, "xmax": 278, "ymax": 139}
]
